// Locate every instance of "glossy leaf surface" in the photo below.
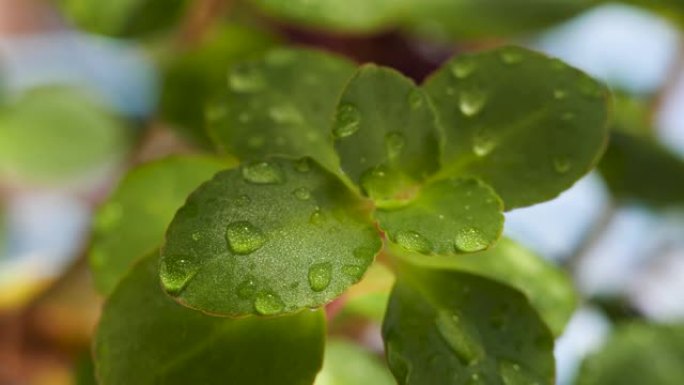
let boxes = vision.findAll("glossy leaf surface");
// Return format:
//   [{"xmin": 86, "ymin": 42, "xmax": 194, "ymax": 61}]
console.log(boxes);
[
  {"xmin": 208, "ymin": 48, "xmax": 356, "ymax": 172},
  {"xmin": 577, "ymin": 322, "xmax": 684, "ymax": 385},
  {"xmin": 0, "ymin": 87, "xmax": 129, "ymax": 183},
  {"xmin": 599, "ymin": 131, "xmax": 684, "ymax": 208},
  {"xmin": 383, "ymin": 261, "xmax": 555, "ymax": 385},
  {"xmin": 375, "ymin": 178, "xmax": 503, "ymax": 255},
  {"xmin": 160, "ymin": 23, "xmax": 276, "ymax": 148},
  {"xmin": 391, "ymin": 238, "xmax": 577, "ymax": 336},
  {"xmin": 90, "ymin": 156, "xmax": 232, "ymax": 295},
  {"xmin": 424, "ymin": 46, "xmax": 610, "ymax": 209},
  {"xmin": 315, "ymin": 339, "xmax": 395, "ymax": 385},
  {"xmin": 161, "ymin": 157, "xmax": 380, "ymax": 316},
  {"xmin": 333, "ymin": 65, "xmax": 441, "ymax": 201},
  {"xmin": 95, "ymin": 255, "xmax": 325, "ymax": 385}
]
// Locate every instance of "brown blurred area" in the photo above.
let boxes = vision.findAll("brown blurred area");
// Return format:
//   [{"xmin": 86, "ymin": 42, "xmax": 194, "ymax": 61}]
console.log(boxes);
[{"xmin": 0, "ymin": 3, "xmax": 101, "ymax": 385}]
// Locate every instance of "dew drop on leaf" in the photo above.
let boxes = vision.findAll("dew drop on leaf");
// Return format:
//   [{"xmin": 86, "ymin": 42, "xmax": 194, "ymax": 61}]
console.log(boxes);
[
  {"xmin": 353, "ymin": 246, "xmax": 376, "ymax": 262},
  {"xmin": 241, "ymin": 161, "xmax": 285, "ymax": 184},
  {"xmin": 333, "ymin": 103, "xmax": 361, "ymax": 138},
  {"xmin": 394, "ymin": 230, "xmax": 432, "ymax": 254},
  {"xmin": 308, "ymin": 262, "xmax": 332, "ymax": 292},
  {"xmin": 268, "ymin": 104, "xmax": 304, "ymax": 125},
  {"xmin": 459, "ymin": 89, "xmax": 487, "ymax": 117},
  {"xmin": 253, "ymin": 291, "xmax": 285, "ymax": 315},
  {"xmin": 553, "ymin": 89, "xmax": 567, "ymax": 99},
  {"xmin": 408, "ymin": 89, "xmax": 424, "ymax": 109},
  {"xmin": 499, "ymin": 360, "xmax": 536, "ymax": 385},
  {"xmin": 295, "ymin": 158, "xmax": 311, "ymax": 173},
  {"xmin": 309, "ymin": 207, "xmax": 325, "ymax": 225},
  {"xmin": 435, "ymin": 310, "xmax": 483, "ymax": 365},
  {"xmin": 225, "ymin": 221, "xmax": 267, "ymax": 255},
  {"xmin": 450, "ymin": 59, "xmax": 476, "ymax": 79},
  {"xmin": 385, "ymin": 131, "xmax": 406, "ymax": 158},
  {"xmin": 472, "ymin": 130, "xmax": 496, "ymax": 157},
  {"xmin": 553, "ymin": 156, "xmax": 572, "ymax": 174},
  {"xmin": 228, "ymin": 66, "xmax": 265, "ymax": 93},
  {"xmin": 467, "ymin": 373, "xmax": 486, "ymax": 385},
  {"xmin": 499, "ymin": 49, "xmax": 524, "ymax": 65},
  {"xmin": 293, "ymin": 187, "xmax": 311, "ymax": 201},
  {"xmin": 234, "ymin": 194, "xmax": 251, "ymax": 207},
  {"xmin": 341, "ymin": 264, "xmax": 364, "ymax": 281},
  {"xmin": 236, "ymin": 277, "xmax": 257, "ymax": 299},
  {"xmin": 454, "ymin": 227, "xmax": 488, "ymax": 253},
  {"xmin": 160, "ymin": 258, "xmax": 198, "ymax": 295}
]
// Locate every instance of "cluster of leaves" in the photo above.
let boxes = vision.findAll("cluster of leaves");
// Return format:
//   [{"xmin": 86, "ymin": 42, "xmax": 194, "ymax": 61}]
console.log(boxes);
[{"xmin": 90, "ymin": 45, "xmax": 611, "ymax": 384}]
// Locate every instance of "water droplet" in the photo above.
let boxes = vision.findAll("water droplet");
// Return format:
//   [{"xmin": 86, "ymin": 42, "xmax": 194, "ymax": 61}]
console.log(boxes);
[
  {"xmin": 226, "ymin": 221, "xmax": 267, "ymax": 255},
  {"xmin": 460, "ymin": 89, "xmax": 487, "ymax": 117},
  {"xmin": 342, "ymin": 264, "xmax": 364, "ymax": 281},
  {"xmin": 160, "ymin": 258, "xmax": 198, "ymax": 295},
  {"xmin": 360, "ymin": 166, "xmax": 393, "ymax": 198},
  {"xmin": 268, "ymin": 104, "xmax": 303, "ymax": 125},
  {"xmin": 234, "ymin": 195, "xmax": 251, "ymax": 207},
  {"xmin": 500, "ymin": 49, "xmax": 524, "ymax": 65},
  {"xmin": 241, "ymin": 161, "xmax": 285, "ymax": 184},
  {"xmin": 454, "ymin": 227, "xmax": 488, "ymax": 253},
  {"xmin": 254, "ymin": 291, "xmax": 284, "ymax": 315},
  {"xmin": 237, "ymin": 277, "xmax": 257, "ymax": 299},
  {"xmin": 228, "ymin": 66, "xmax": 265, "ymax": 93},
  {"xmin": 293, "ymin": 187, "xmax": 311, "ymax": 201},
  {"xmin": 473, "ymin": 130, "xmax": 496, "ymax": 157},
  {"xmin": 435, "ymin": 310, "xmax": 483, "ymax": 365},
  {"xmin": 353, "ymin": 246, "xmax": 376, "ymax": 261},
  {"xmin": 553, "ymin": 89, "xmax": 567, "ymax": 99},
  {"xmin": 500, "ymin": 361, "xmax": 537, "ymax": 385},
  {"xmin": 310, "ymin": 207, "xmax": 326, "ymax": 225},
  {"xmin": 385, "ymin": 131, "xmax": 406, "ymax": 158},
  {"xmin": 191, "ymin": 232, "xmax": 201, "ymax": 241},
  {"xmin": 333, "ymin": 104, "xmax": 361, "ymax": 138},
  {"xmin": 408, "ymin": 89, "xmax": 424, "ymax": 109},
  {"xmin": 308, "ymin": 262, "xmax": 332, "ymax": 292},
  {"xmin": 553, "ymin": 156, "xmax": 571, "ymax": 174},
  {"xmin": 451, "ymin": 59, "xmax": 476, "ymax": 79},
  {"xmin": 467, "ymin": 373, "xmax": 486, "ymax": 385},
  {"xmin": 395, "ymin": 230, "xmax": 432, "ymax": 254},
  {"xmin": 296, "ymin": 158, "xmax": 311, "ymax": 173}
]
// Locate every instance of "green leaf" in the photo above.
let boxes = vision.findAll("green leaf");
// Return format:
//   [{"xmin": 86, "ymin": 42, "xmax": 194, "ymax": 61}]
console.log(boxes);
[
  {"xmin": 160, "ymin": 157, "xmax": 381, "ymax": 316},
  {"xmin": 90, "ymin": 156, "xmax": 232, "ymax": 296},
  {"xmin": 333, "ymin": 65, "xmax": 442, "ymax": 202},
  {"xmin": 405, "ymin": 0, "xmax": 592, "ymax": 40},
  {"xmin": 577, "ymin": 322, "xmax": 684, "ymax": 385},
  {"xmin": 390, "ymin": 237, "xmax": 577, "ymax": 336},
  {"xmin": 599, "ymin": 131, "xmax": 684, "ymax": 208},
  {"xmin": 58, "ymin": 0, "xmax": 191, "ymax": 37},
  {"xmin": 375, "ymin": 178, "xmax": 503, "ymax": 255},
  {"xmin": 159, "ymin": 23, "xmax": 277, "ymax": 148},
  {"xmin": 95, "ymin": 254, "xmax": 325, "ymax": 385},
  {"xmin": 74, "ymin": 351, "xmax": 97, "ymax": 385},
  {"xmin": 248, "ymin": 0, "xmax": 406, "ymax": 33},
  {"xmin": 208, "ymin": 48, "xmax": 356, "ymax": 172},
  {"xmin": 0, "ymin": 87, "xmax": 130, "ymax": 184},
  {"xmin": 315, "ymin": 339, "xmax": 396, "ymax": 385},
  {"xmin": 383, "ymin": 262, "xmax": 555, "ymax": 385},
  {"xmin": 424, "ymin": 46, "xmax": 610, "ymax": 209}
]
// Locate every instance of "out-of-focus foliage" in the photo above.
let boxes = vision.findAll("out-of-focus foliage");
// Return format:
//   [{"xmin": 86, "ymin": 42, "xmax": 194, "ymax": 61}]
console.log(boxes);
[
  {"xmin": 577, "ymin": 322, "xmax": 684, "ymax": 385},
  {"xmin": 159, "ymin": 23, "xmax": 277, "ymax": 148},
  {"xmin": 314, "ymin": 339, "xmax": 395, "ymax": 385},
  {"xmin": 0, "ymin": 87, "xmax": 130, "ymax": 184},
  {"xmin": 58, "ymin": 0, "xmax": 192, "ymax": 38}
]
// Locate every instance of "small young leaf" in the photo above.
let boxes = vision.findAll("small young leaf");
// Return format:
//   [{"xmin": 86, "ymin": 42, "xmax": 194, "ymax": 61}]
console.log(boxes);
[
  {"xmin": 424, "ymin": 46, "xmax": 610, "ymax": 209},
  {"xmin": 374, "ymin": 178, "xmax": 503, "ymax": 255},
  {"xmin": 333, "ymin": 65, "xmax": 442, "ymax": 202},
  {"xmin": 315, "ymin": 339, "xmax": 395, "ymax": 385},
  {"xmin": 576, "ymin": 322, "xmax": 684, "ymax": 385},
  {"xmin": 90, "ymin": 156, "xmax": 232, "ymax": 295},
  {"xmin": 95, "ymin": 254, "xmax": 325, "ymax": 385},
  {"xmin": 600, "ymin": 131, "xmax": 684, "ymax": 208},
  {"xmin": 383, "ymin": 263, "xmax": 555, "ymax": 385},
  {"xmin": 208, "ymin": 48, "xmax": 356, "ymax": 172},
  {"xmin": 161, "ymin": 157, "xmax": 380, "ymax": 316},
  {"xmin": 390, "ymin": 237, "xmax": 577, "ymax": 336}
]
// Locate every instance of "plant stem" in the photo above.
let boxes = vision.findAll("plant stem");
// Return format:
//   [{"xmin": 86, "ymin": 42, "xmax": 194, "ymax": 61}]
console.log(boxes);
[{"xmin": 564, "ymin": 200, "xmax": 617, "ymax": 281}]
